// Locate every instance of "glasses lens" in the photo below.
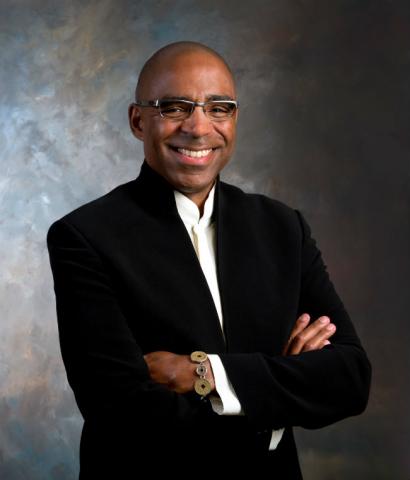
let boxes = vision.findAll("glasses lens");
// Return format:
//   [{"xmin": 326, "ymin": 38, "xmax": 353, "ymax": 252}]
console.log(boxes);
[
  {"xmin": 205, "ymin": 102, "xmax": 237, "ymax": 120},
  {"xmin": 159, "ymin": 100, "xmax": 192, "ymax": 119}
]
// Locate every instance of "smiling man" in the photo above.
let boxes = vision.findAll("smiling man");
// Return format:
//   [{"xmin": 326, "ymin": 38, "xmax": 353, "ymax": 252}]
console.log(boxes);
[
  {"xmin": 47, "ymin": 41, "xmax": 371, "ymax": 479},
  {"xmin": 129, "ymin": 43, "xmax": 238, "ymax": 213}
]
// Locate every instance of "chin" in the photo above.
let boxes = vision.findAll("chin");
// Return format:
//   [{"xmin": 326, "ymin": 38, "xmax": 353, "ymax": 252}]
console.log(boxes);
[
  {"xmin": 175, "ymin": 180, "xmax": 213, "ymax": 196},
  {"xmin": 172, "ymin": 170, "xmax": 212, "ymax": 187}
]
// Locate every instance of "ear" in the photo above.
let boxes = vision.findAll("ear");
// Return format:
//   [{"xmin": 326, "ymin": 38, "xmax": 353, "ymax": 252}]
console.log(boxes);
[{"xmin": 128, "ymin": 103, "xmax": 144, "ymax": 141}]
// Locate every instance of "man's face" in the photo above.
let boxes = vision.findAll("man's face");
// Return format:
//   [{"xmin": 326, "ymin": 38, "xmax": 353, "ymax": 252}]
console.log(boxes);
[{"xmin": 129, "ymin": 51, "xmax": 238, "ymax": 197}]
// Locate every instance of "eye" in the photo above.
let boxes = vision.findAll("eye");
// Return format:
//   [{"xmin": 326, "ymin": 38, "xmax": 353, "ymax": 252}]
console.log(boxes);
[
  {"xmin": 207, "ymin": 102, "xmax": 236, "ymax": 117},
  {"xmin": 160, "ymin": 101, "xmax": 190, "ymax": 116},
  {"xmin": 210, "ymin": 104, "xmax": 230, "ymax": 113}
]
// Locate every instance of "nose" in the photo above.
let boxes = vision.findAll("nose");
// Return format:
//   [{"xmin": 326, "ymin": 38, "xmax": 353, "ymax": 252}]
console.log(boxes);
[{"xmin": 179, "ymin": 105, "xmax": 213, "ymax": 137}]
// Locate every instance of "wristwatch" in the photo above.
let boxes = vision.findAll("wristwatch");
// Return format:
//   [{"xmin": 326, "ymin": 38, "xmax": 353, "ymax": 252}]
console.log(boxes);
[{"xmin": 190, "ymin": 350, "xmax": 212, "ymax": 400}]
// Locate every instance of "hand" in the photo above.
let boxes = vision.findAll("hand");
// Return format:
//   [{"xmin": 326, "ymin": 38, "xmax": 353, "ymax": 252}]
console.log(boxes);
[
  {"xmin": 282, "ymin": 313, "xmax": 336, "ymax": 356},
  {"xmin": 143, "ymin": 351, "xmax": 216, "ymax": 394}
]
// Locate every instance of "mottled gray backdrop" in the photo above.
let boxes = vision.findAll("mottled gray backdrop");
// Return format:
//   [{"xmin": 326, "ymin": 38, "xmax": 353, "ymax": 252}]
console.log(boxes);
[{"xmin": 1, "ymin": 0, "xmax": 409, "ymax": 478}]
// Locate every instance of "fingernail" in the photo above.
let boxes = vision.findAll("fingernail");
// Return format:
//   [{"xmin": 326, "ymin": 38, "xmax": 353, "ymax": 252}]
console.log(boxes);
[
  {"xmin": 300, "ymin": 315, "xmax": 309, "ymax": 322},
  {"xmin": 326, "ymin": 324, "xmax": 335, "ymax": 331},
  {"xmin": 320, "ymin": 317, "xmax": 329, "ymax": 324}
]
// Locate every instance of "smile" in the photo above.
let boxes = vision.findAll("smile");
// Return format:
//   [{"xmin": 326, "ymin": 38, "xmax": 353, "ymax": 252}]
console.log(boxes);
[{"xmin": 176, "ymin": 147, "xmax": 213, "ymax": 158}]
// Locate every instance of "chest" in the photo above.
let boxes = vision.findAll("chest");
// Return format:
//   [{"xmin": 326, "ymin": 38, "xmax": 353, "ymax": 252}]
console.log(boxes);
[{"xmin": 102, "ymin": 204, "xmax": 302, "ymax": 356}]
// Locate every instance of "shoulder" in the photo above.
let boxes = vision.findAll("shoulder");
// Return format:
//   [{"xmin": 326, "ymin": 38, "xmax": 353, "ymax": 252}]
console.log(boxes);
[
  {"xmin": 219, "ymin": 180, "xmax": 315, "ymax": 251},
  {"xmin": 219, "ymin": 179, "xmax": 303, "ymax": 229},
  {"xmin": 47, "ymin": 178, "xmax": 137, "ymax": 242}
]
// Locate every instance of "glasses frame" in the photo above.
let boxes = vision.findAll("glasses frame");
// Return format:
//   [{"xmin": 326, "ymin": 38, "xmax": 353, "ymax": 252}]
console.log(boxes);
[{"xmin": 132, "ymin": 98, "xmax": 239, "ymax": 121}]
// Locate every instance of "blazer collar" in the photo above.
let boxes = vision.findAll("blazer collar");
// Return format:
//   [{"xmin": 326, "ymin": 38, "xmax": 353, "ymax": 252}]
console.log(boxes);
[{"xmin": 133, "ymin": 159, "xmax": 220, "ymax": 224}]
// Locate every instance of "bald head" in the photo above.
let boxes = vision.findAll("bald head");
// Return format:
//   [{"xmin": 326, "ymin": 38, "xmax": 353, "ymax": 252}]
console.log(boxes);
[{"xmin": 135, "ymin": 41, "xmax": 235, "ymax": 100}]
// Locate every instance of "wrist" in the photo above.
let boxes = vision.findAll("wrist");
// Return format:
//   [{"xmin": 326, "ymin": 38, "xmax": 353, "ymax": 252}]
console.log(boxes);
[
  {"xmin": 190, "ymin": 351, "xmax": 214, "ymax": 399},
  {"xmin": 204, "ymin": 359, "xmax": 216, "ymax": 392}
]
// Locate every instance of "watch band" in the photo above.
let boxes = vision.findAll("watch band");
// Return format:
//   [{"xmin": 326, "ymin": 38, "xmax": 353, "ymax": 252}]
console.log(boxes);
[{"xmin": 190, "ymin": 350, "xmax": 212, "ymax": 400}]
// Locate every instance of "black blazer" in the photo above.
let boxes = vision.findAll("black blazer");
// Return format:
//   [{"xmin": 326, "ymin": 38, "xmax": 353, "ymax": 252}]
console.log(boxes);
[{"xmin": 47, "ymin": 159, "xmax": 371, "ymax": 479}]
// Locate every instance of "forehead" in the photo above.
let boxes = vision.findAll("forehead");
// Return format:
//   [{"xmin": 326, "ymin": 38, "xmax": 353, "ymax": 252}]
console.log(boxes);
[{"xmin": 144, "ymin": 51, "xmax": 236, "ymax": 100}]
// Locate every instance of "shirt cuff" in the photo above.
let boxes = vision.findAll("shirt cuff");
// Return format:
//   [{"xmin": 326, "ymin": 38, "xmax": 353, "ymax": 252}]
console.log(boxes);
[
  {"xmin": 207, "ymin": 354, "xmax": 244, "ymax": 415},
  {"xmin": 268, "ymin": 428, "xmax": 285, "ymax": 450}
]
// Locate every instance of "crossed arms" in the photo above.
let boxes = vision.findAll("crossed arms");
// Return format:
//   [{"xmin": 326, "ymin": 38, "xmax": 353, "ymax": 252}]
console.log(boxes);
[
  {"xmin": 46, "ymin": 209, "xmax": 371, "ymax": 432},
  {"xmin": 142, "ymin": 312, "xmax": 338, "ymax": 397}
]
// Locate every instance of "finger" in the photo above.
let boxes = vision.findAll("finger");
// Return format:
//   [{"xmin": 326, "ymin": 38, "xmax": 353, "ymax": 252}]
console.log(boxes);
[
  {"xmin": 288, "ymin": 313, "xmax": 311, "ymax": 340},
  {"xmin": 306, "ymin": 338, "xmax": 332, "ymax": 352},
  {"xmin": 286, "ymin": 316, "xmax": 330, "ymax": 355},
  {"xmin": 287, "ymin": 316, "xmax": 331, "ymax": 355},
  {"xmin": 301, "ymin": 324, "xmax": 336, "ymax": 352},
  {"xmin": 323, "ymin": 339, "xmax": 333, "ymax": 348},
  {"xmin": 282, "ymin": 313, "xmax": 310, "ymax": 355}
]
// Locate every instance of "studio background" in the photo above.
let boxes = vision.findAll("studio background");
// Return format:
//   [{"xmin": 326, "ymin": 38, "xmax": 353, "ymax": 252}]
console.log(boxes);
[{"xmin": 1, "ymin": 1, "xmax": 408, "ymax": 478}]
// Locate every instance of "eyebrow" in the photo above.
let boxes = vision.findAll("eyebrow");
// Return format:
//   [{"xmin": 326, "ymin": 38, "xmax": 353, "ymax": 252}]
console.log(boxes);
[{"xmin": 160, "ymin": 94, "xmax": 235, "ymax": 101}]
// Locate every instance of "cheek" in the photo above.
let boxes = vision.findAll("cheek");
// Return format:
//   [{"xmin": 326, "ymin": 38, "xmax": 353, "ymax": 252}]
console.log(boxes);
[
  {"xmin": 157, "ymin": 124, "xmax": 180, "ymax": 148},
  {"xmin": 219, "ymin": 125, "xmax": 236, "ymax": 147},
  {"xmin": 145, "ymin": 119, "xmax": 176, "ymax": 146}
]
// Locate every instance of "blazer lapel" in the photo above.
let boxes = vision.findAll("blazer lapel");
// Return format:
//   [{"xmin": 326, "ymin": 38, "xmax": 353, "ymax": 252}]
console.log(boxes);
[
  {"xmin": 131, "ymin": 160, "xmax": 227, "ymax": 353},
  {"xmin": 215, "ymin": 179, "xmax": 285, "ymax": 355}
]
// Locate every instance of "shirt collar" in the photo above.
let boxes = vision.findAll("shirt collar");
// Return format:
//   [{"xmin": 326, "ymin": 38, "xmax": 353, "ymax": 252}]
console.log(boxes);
[{"xmin": 174, "ymin": 182, "xmax": 216, "ymax": 229}]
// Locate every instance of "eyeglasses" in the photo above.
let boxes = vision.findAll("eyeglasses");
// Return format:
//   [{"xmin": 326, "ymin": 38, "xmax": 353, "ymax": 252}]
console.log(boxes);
[{"xmin": 133, "ymin": 98, "xmax": 239, "ymax": 121}]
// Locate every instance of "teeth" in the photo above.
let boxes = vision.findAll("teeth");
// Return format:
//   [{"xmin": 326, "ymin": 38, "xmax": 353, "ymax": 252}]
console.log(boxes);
[{"xmin": 177, "ymin": 148, "xmax": 212, "ymax": 158}]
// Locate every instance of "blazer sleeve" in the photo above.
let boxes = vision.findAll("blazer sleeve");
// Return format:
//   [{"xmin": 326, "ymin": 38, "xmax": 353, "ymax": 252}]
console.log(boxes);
[
  {"xmin": 46, "ymin": 217, "xmax": 208, "ymax": 427},
  {"xmin": 218, "ymin": 209, "xmax": 372, "ymax": 433}
]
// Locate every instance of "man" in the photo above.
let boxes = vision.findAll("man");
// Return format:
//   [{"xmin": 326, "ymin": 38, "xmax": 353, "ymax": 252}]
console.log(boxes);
[{"xmin": 47, "ymin": 41, "xmax": 371, "ymax": 479}]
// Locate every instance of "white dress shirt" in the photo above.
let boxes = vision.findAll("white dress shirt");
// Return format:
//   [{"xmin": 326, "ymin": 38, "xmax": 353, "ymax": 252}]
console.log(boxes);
[{"xmin": 174, "ymin": 181, "xmax": 284, "ymax": 451}]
